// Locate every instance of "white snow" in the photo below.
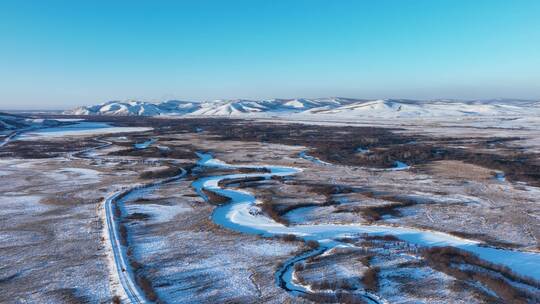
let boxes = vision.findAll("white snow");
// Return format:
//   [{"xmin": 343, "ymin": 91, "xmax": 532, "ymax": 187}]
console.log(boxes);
[
  {"xmin": 192, "ymin": 154, "xmax": 540, "ymax": 281},
  {"xmin": 0, "ymin": 195, "xmax": 50, "ymax": 217},
  {"xmin": 298, "ymin": 150, "xmax": 331, "ymax": 166},
  {"xmin": 134, "ymin": 138, "xmax": 157, "ymax": 149},
  {"xmin": 64, "ymin": 98, "xmax": 540, "ymax": 120},
  {"xmin": 55, "ymin": 167, "xmax": 101, "ymax": 181},
  {"xmin": 495, "ymin": 172, "xmax": 506, "ymax": 182},
  {"xmin": 240, "ymin": 241, "xmax": 298, "ymax": 257},
  {"xmin": 126, "ymin": 203, "xmax": 190, "ymax": 222},
  {"xmin": 356, "ymin": 147, "xmax": 370, "ymax": 154},
  {"xmin": 16, "ymin": 122, "xmax": 152, "ymax": 140},
  {"xmin": 392, "ymin": 161, "xmax": 410, "ymax": 171}
]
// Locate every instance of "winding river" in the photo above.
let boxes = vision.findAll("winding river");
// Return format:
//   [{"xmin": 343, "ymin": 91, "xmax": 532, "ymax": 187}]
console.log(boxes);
[
  {"xmin": 192, "ymin": 152, "xmax": 540, "ymax": 301},
  {"xmin": 3, "ymin": 120, "xmax": 539, "ymax": 302}
]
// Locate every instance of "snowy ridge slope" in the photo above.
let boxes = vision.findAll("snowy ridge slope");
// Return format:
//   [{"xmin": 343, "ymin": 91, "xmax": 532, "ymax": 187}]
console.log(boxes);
[
  {"xmin": 0, "ymin": 112, "xmax": 61, "ymax": 132},
  {"xmin": 68, "ymin": 100, "xmax": 201, "ymax": 116},
  {"xmin": 0, "ymin": 112, "xmax": 29, "ymax": 131},
  {"xmin": 65, "ymin": 98, "xmax": 540, "ymax": 118},
  {"xmin": 65, "ymin": 98, "xmax": 360, "ymax": 116},
  {"xmin": 310, "ymin": 99, "xmax": 540, "ymax": 118}
]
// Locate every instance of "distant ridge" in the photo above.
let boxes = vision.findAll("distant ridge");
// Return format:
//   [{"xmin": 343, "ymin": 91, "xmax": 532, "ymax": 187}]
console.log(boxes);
[
  {"xmin": 0, "ymin": 112, "xmax": 61, "ymax": 132},
  {"xmin": 64, "ymin": 98, "xmax": 540, "ymax": 118}
]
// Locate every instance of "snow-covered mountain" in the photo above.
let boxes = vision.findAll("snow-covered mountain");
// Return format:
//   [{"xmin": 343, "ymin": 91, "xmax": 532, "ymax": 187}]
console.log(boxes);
[
  {"xmin": 65, "ymin": 98, "xmax": 540, "ymax": 118},
  {"xmin": 65, "ymin": 98, "xmax": 358, "ymax": 116},
  {"xmin": 67, "ymin": 100, "xmax": 201, "ymax": 116},
  {"xmin": 309, "ymin": 99, "xmax": 540, "ymax": 118}
]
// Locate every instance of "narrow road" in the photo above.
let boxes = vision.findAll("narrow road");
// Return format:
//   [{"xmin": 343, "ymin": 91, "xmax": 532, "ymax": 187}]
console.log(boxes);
[
  {"xmin": 103, "ymin": 170, "xmax": 187, "ymax": 304},
  {"xmin": 104, "ymin": 191, "xmax": 146, "ymax": 304}
]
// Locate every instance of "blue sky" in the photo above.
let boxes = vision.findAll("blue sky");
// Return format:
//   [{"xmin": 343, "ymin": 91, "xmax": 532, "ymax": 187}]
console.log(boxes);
[{"xmin": 0, "ymin": 0, "xmax": 539, "ymax": 109}]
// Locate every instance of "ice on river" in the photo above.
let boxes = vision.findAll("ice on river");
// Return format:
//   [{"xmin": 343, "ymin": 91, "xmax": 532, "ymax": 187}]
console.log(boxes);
[
  {"xmin": 134, "ymin": 138, "xmax": 157, "ymax": 149},
  {"xmin": 299, "ymin": 150, "xmax": 331, "ymax": 166},
  {"xmin": 391, "ymin": 161, "xmax": 410, "ymax": 171},
  {"xmin": 193, "ymin": 154, "xmax": 540, "ymax": 281},
  {"xmin": 16, "ymin": 122, "xmax": 152, "ymax": 140}
]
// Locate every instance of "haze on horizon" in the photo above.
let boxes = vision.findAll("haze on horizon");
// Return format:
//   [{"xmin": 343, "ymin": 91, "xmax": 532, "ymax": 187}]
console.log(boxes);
[{"xmin": 0, "ymin": 0, "xmax": 539, "ymax": 110}]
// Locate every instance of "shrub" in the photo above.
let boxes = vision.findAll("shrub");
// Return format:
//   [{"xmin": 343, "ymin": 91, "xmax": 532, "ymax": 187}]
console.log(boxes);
[
  {"xmin": 303, "ymin": 292, "xmax": 338, "ymax": 302},
  {"xmin": 112, "ymin": 295, "xmax": 121, "ymax": 304},
  {"xmin": 361, "ymin": 196, "xmax": 417, "ymax": 221},
  {"xmin": 118, "ymin": 224, "xmax": 128, "ymax": 246},
  {"xmin": 218, "ymin": 176, "xmax": 266, "ymax": 187},
  {"xmin": 362, "ymin": 267, "xmax": 380, "ymax": 291},
  {"xmin": 306, "ymin": 240, "xmax": 320, "ymax": 249},
  {"xmin": 125, "ymin": 212, "xmax": 150, "ymax": 221},
  {"xmin": 259, "ymin": 202, "xmax": 289, "ymax": 225},
  {"xmin": 282, "ymin": 234, "xmax": 298, "ymax": 242},
  {"xmin": 136, "ymin": 274, "xmax": 158, "ymax": 302},
  {"xmin": 139, "ymin": 166, "xmax": 181, "ymax": 179},
  {"xmin": 201, "ymin": 189, "xmax": 230, "ymax": 205},
  {"xmin": 357, "ymin": 255, "xmax": 373, "ymax": 266},
  {"xmin": 422, "ymin": 247, "xmax": 540, "ymax": 303},
  {"xmin": 337, "ymin": 292, "xmax": 367, "ymax": 304},
  {"xmin": 364, "ymin": 234, "xmax": 399, "ymax": 242}
]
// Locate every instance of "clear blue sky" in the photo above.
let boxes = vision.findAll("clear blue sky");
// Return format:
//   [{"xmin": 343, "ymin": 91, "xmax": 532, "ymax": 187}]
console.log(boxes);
[{"xmin": 1, "ymin": 0, "xmax": 539, "ymax": 109}]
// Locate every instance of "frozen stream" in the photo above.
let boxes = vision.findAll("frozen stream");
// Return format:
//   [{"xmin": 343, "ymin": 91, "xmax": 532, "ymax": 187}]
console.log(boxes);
[
  {"xmin": 299, "ymin": 150, "xmax": 410, "ymax": 171},
  {"xmin": 15, "ymin": 121, "xmax": 152, "ymax": 140},
  {"xmin": 192, "ymin": 152, "xmax": 540, "ymax": 299},
  {"xmin": 134, "ymin": 138, "xmax": 157, "ymax": 149}
]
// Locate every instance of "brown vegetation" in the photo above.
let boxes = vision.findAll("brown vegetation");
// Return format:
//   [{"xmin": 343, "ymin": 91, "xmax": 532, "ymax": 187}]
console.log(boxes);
[
  {"xmin": 303, "ymin": 292, "xmax": 368, "ymax": 303},
  {"xmin": 310, "ymin": 278, "xmax": 357, "ymax": 291},
  {"xmin": 136, "ymin": 275, "xmax": 159, "ymax": 302},
  {"xmin": 306, "ymin": 240, "xmax": 320, "ymax": 249},
  {"xmin": 112, "ymin": 295, "xmax": 121, "ymax": 304},
  {"xmin": 25, "ymin": 115, "xmax": 540, "ymax": 185},
  {"xmin": 360, "ymin": 196, "xmax": 419, "ymax": 221},
  {"xmin": 281, "ymin": 234, "xmax": 298, "ymax": 242},
  {"xmin": 361, "ymin": 267, "xmax": 380, "ymax": 292},
  {"xmin": 218, "ymin": 176, "xmax": 267, "ymax": 188},
  {"xmin": 125, "ymin": 212, "xmax": 151, "ymax": 221},
  {"xmin": 422, "ymin": 247, "xmax": 540, "ymax": 303},
  {"xmin": 0, "ymin": 138, "xmax": 105, "ymax": 159},
  {"xmin": 118, "ymin": 224, "xmax": 128, "ymax": 246},
  {"xmin": 254, "ymin": 182, "xmax": 354, "ymax": 225},
  {"xmin": 259, "ymin": 202, "xmax": 290, "ymax": 225},
  {"xmin": 448, "ymin": 231, "xmax": 521, "ymax": 249},
  {"xmin": 139, "ymin": 166, "xmax": 182, "ymax": 179},
  {"xmin": 40, "ymin": 195, "xmax": 102, "ymax": 206},
  {"xmin": 364, "ymin": 234, "xmax": 400, "ymax": 242},
  {"xmin": 107, "ymin": 141, "xmax": 196, "ymax": 159},
  {"xmin": 201, "ymin": 189, "xmax": 230, "ymax": 205}
]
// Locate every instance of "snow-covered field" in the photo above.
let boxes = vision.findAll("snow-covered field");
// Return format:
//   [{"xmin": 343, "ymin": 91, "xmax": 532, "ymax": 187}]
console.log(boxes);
[
  {"xmin": 1, "ymin": 115, "xmax": 539, "ymax": 303},
  {"xmin": 193, "ymin": 154, "xmax": 540, "ymax": 281},
  {"xmin": 15, "ymin": 121, "xmax": 152, "ymax": 140}
]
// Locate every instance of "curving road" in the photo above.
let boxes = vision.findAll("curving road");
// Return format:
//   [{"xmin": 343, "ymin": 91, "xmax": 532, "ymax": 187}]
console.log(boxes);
[
  {"xmin": 68, "ymin": 134, "xmax": 189, "ymax": 304},
  {"xmin": 4, "ymin": 123, "xmax": 538, "ymax": 302}
]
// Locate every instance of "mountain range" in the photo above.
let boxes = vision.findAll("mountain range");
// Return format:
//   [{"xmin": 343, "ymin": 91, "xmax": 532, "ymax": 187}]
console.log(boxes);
[{"xmin": 64, "ymin": 98, "xmax": 540, "ymax": 118}]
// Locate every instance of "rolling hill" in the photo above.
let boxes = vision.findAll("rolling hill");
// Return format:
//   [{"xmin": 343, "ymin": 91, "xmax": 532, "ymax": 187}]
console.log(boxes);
[{"xmin": 65, "ymin": 98, "xmax": 540, "ymax": 119}]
